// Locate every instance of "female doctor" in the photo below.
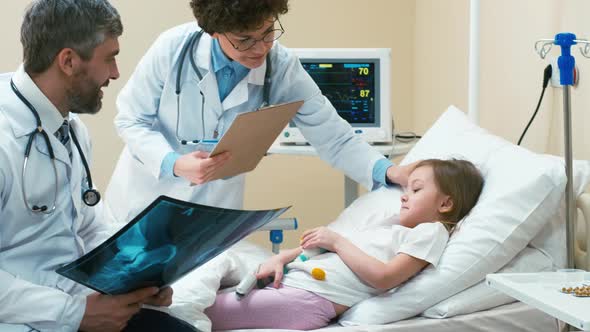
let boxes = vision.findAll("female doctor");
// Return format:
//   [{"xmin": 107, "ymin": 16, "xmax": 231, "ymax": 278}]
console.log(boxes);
[{"xmin": 105, "ymin": 0, "xmax": 413, "ymax": 223}]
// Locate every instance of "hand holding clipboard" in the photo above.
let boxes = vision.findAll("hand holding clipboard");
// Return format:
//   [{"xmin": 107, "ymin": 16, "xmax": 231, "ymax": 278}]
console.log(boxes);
[{"xmin": 188, "ymin": 100, "xmax": 304, "ymax": 184}]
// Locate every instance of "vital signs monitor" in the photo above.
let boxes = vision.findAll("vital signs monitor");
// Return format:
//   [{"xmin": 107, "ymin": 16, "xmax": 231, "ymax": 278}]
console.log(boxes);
[{"xmin": 279, "ymin": 48, "xmax": 392, "ymax": 144}]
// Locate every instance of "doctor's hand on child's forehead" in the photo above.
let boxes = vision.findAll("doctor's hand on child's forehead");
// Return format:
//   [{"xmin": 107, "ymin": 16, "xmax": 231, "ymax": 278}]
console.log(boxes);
[{"xmin": 403, "ymin": 162, "xmax": 434, "ymax": 189}]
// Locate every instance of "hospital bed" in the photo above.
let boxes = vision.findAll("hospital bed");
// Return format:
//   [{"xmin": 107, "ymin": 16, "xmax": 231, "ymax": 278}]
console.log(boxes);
[
  {"xmin": 319, "ymin": 301, "xmax": 559, "ymax": 332},
  {"xmin": 220, "ymin": 192, "xmax": 589, "ymax": 332},
  {"xmin": 320, "ymin": 194, "xmax": 588, "ymax": 332},
  {"xmin": 222, "ymin": 304, "xmax": 558, "ymax": 332},
  {"xmin": 170, "ymin": 108, "xmax": 590, "ymax": 332},
  {"xmin": 168, "ymin": 190, "xmax": 589, "ymax": 332}
]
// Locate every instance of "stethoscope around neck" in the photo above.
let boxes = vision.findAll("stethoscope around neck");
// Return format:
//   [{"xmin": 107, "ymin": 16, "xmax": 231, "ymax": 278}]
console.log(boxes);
[
  {"xmin": 10, "ymin": 79, "xmax": 101, "ymax": 214},
  {"xmin": 174, "ymin": 29, "xmax": 272, "ymax": 145}
]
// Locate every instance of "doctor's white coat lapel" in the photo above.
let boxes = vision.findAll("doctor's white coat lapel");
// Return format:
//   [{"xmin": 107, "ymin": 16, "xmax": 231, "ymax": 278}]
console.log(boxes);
[
  {"xmin": 10, "ymin": 66, "xmax": 71, "ymax": 166},
  {"xmin": 33, "ymin": 130, "xmax": 72, "ymax": 168},
  {"xmin": 195, "ymin": 33, "xmax": 267, "ymax": 114},
  {"xmin": 68, "ymin": 117, "xmax": 87, "ymax": 219},
  {"xmin": 194, "ymin": 33, "xmax": 223, "ymax": 122},
  {"xmin": 222, "ymin": 61, "xmax": 266, "ymax": 111}
]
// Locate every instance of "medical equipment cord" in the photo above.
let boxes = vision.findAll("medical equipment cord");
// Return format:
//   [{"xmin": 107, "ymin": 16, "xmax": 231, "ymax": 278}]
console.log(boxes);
[
  {"xmin": 395, "ymin": 132, "xmax": 422, "ymax": 143},
  {"xmin": 389, "ymin": 64, "xmax": 552, "ymax": 146},
  {"xmin": 517, "ymin": 64, "xmax": 552, "ymax": 145}
]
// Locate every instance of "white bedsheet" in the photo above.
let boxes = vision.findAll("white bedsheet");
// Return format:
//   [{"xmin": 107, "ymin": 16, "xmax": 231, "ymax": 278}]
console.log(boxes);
[
  {"xmin": 165, "ymin": 240, "xmax": 560, "ymax": 332},
  {"xmin": 226, "ymin": 302, "xmax": 559, "ymax": 332},
  {"xmin": 168, "ymin": 240, "xmax": 270, "ymax": 332}
]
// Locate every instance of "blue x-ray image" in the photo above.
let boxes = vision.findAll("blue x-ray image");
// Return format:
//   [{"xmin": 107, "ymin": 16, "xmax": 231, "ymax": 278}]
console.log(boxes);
[{"xmin": 56, "ymin": 196, "xmax": 289, "ymax": 295}]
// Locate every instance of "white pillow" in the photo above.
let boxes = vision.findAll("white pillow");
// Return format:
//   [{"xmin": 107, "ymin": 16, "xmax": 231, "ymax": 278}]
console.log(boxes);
[
  {"xmin": 327, "ymin": 165, "xmax": 581, "ymax": 321},
  {"xmin": 327, "ymin": 185, "xmax": 402, "ymax": 236},
  {"xmin": 328, "ymin": 158, "xmax": 590, "ymax": 321},
  {"xmin": 339, "ymin": 105, "xmax": 566, "ymax": 325},
  {"xmin": 421, "ymin": 158, "xmax": 590, "ymax": 319},
  {"xmin": 421, "ymin": 246, "xmax": 553, "ymax": 318},
  {"xmin": 529, "ymin": 157, "xmax": 590, "ymax": 269}
]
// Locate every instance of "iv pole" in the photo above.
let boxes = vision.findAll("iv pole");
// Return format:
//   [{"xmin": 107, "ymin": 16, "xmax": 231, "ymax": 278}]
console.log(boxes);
[{"xmin": 534, "ymin": 33, "xmax": 590, "ymax": 268}]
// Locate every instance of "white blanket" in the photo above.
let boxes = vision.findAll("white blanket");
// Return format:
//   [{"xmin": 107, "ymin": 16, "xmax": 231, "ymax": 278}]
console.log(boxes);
[{"xmin": 167, "ymin": 240, "xmax": 271, "ymax": 332}]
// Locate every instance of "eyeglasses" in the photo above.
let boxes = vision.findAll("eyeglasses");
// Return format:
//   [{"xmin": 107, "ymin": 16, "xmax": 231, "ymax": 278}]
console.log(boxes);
[{"xmin": 223, "ymin": 18, "xmax": 285, "ymax": 52}]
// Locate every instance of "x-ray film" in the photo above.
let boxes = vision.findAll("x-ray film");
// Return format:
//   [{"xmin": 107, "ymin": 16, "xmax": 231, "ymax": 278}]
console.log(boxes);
[{"xmin": 57, "ymin": 196, "xmax": 289, "ymax": 295}]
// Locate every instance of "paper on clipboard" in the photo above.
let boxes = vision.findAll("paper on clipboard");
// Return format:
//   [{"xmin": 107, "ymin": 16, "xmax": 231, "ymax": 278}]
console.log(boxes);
[{"xmin": 198, "ymin": 100, "xmax": 304, "ymax": 182}]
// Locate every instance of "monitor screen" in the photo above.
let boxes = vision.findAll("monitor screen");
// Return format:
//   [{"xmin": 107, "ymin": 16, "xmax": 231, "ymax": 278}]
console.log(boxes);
[
  {"xmin": 300, "ymin": 60, "xmax": 379, "ymax": 127},
  {"xmin": 280, "ymin": 48, "xmax": 392, "ymax": 144}
]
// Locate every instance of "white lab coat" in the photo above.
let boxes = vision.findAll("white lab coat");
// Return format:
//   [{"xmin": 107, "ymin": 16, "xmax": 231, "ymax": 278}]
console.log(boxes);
[
  {"xmin": 0, "ymin": 67, "xmax": 112, "ymax": 331},
  {"xmin": 105, "ymin": 22, "xmax": 385, "ymax": 224}
]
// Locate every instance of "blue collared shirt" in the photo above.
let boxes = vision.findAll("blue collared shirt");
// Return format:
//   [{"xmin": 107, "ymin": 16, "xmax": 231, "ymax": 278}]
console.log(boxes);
[{"xmin": 211, "ymin": 38, "xmax": 250, "ymax": 102}]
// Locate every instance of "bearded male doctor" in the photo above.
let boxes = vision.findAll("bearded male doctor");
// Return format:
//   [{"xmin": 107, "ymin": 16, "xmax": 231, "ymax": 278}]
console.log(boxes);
[{"xmin": 0, "ymin": 1, "xmax": 197, "ymax": 331}]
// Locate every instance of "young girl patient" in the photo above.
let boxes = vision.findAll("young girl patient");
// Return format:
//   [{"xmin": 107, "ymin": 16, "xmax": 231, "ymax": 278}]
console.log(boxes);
[{"xmin": 205, "ymin": 159, "xmax": 484, "ymax": 330}]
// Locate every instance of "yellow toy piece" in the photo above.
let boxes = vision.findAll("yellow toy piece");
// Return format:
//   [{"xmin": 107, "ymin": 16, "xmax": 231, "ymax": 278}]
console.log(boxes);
[{"xmin": 311, "ymin": 267, "xmax": 326, "ymax": 281}]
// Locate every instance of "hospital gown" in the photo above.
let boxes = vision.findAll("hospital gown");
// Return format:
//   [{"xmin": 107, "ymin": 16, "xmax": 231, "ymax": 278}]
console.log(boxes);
[{"xmin": 282, "ymin": 222, "xmax": 449, "ymax": 306}]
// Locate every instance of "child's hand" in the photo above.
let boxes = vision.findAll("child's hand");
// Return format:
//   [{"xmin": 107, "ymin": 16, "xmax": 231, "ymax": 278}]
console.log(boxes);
[
  {"xmin": 255, "ymin": 255, "xmax": 285, "ymax": 288},
  {"xmin": 300, "ymin": 227, "xmax": 343, "ymax": 253}
]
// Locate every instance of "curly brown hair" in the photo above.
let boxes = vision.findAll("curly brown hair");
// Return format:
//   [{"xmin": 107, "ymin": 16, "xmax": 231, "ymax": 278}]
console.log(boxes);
[{"xmin": 189, "ymin": 0, "xmax": 289, "ymax": 34}]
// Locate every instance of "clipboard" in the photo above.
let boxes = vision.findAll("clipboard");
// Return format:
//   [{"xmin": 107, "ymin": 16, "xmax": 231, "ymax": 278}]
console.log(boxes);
[{"xmin": 204, "ymin": 100, "xmax": 304, "ymax": 181}]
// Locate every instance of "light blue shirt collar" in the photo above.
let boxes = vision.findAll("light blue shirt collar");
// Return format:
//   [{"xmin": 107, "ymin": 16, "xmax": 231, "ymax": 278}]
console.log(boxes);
[
  {"xmin": 210, "ymin": 38, "xmax": 250, "ymax": 102},
  {"xmin": 211, "ymin": 38, "xmax": 248, "ymax": 75}
]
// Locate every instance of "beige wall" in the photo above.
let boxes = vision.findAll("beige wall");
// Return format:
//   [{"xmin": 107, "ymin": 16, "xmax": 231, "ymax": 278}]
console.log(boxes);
[
  {"xmin": 413, "ymin": 0, "xmax": 469, "ymax": 134},
  {"xmin": 1, "ymin": 1, "xmax": 588, "ymax": 250},
  {"xmin": 414, "ymin": 0, "xmax": 588, "ymax": 161},
  {"xmin": 413, "ymin": 0, "xmax": 589, "ymax": 175}
]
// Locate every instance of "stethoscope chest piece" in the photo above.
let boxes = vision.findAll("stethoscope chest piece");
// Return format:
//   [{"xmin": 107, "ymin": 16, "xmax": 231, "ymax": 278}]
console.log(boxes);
[{"xmin": 82, "ymin": 188, "xmax": 101, "ymax": 207}]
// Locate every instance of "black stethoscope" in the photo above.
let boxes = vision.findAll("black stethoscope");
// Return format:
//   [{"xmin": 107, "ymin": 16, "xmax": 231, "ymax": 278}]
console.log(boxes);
[
  {"xmin": 174, "ymin": 29, "xmax": 272, "ymax": 145},
  {"xmin": 10, "ymin": 79, "xmax": 101, "ymax": 214}
]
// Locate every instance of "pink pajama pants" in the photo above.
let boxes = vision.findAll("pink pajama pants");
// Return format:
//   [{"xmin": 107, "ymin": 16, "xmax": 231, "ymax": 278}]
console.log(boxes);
[{"xmin": 205, "ymin": 286, "xmax": 337, "ymax": 330}]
